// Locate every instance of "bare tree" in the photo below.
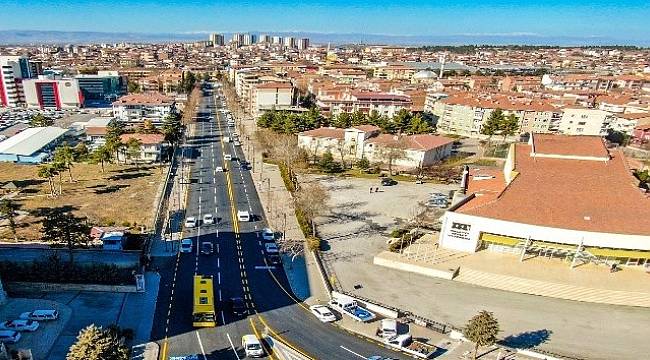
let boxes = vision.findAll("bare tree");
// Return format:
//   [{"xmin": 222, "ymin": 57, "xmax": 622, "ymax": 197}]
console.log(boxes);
[
  {"xmin": 335, "ymin": 140, "xmax": 351, "ymax": 169},
  {"xmin": 378, "ymin": 136, "xmax": 408, "ymax": 175},
  {"xmin": 295, "ymin": 182, "xmax": 330, "ymax": 237}
]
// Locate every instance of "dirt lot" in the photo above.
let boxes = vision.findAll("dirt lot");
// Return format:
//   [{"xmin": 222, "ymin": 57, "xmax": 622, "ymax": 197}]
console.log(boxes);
[{"xmin": 0, "ymin": 162, "xmax": 165, "ymax": 241}]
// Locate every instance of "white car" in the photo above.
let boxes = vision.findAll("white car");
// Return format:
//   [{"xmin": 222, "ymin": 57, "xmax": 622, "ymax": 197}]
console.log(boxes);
[
  {"xmin": 203, "ymin": 214, "xmax": 215, "ymax": 225},
  {"xmin": 224, "ymin": 154, "xmax": 232, "ymax": 161},
  {"xmin": 180, "ymin": 238, "xmax": 193, "ymax": 253},
  {"xmin": 184, "ymin": 217, "xmax": 197, "ymax": 228},
  {"xmin": 261, "ymin": 228, "xmax": 275, "ymax": 241},
  {"xmin": 0, "ymin": 320, "xmax": 39, "ymax": 332},
  {"xmin": 0, "ymin": 330, "xmax": 20, "ymax": 344},
  {"xmin": 19, "ymin": 309, "xmax": 58, "ymax": 321},
  {"xmin": 234, "ymin": 141, "xmax": 241, "ymax": 147},
  {"xmin": 309, "ymin": 305, "xmax": 337, "ymax": 323},
  {"xmin": 237, "ymin": 210, "xmax": 250, "ymax": 222},
  {"xmin": 265, "ymin": 243, "xmax": 279, "ymax": 254},
  {"xmin": 242, "ymin": 334, "xmax": 264, "ymax": 357},
  {"xmin": 215, "ymin": 166, "xmax": 224, "ymax": 172}
]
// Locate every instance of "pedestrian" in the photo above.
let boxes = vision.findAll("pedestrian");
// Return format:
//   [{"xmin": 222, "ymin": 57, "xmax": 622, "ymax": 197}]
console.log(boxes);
[
  {"xmin": 369, "ymin": 187, "xmax": 373, "ymax": 194},
  {"xmin": 375, "ymin": 187, "xmax": 380, "ymax": 193}
]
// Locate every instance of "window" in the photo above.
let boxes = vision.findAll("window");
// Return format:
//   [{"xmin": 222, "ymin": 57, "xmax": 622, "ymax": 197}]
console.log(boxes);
[
  {"xmin": 576, "ymin": 128, "xmax": 584, "ymax": 133},
  {"xmin": 578, "ymin": 121, "xmax": 586, "ymax": 125}
]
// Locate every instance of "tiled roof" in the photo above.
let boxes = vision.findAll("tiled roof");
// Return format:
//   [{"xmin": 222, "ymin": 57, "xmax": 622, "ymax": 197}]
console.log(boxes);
[
  {"xmin": 351, "ymin": 125, "xmax": 380, "ymax": 132},
  {"xmin": 299, "ymin": 127, "xmax": 345, "ymax": 139},
  {"xmin": 458, "ymin": 143, "xmax": 650, "ymax": 235},
  {"xmin": 531, "ymin": 133, "xmax": 609, "ymax": 159},
  {"xmin": 120, "ymin": 133, "xmax": 165, "ymax": 144},
  {"xmin": 113, "ymin": 93, "xmax": 174, "ymax": 106}
]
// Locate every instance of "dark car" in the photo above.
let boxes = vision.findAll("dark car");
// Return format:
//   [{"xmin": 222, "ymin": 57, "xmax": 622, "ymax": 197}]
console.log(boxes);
[
  {"xmin": 230, "ymin": 297, "xmax": 247, "ymax": 316},
  {"xmin": 200, "ymin": 242, "xmax": 214, "ymax": 255},
  {"xmin": 267, "ymin": 254, "xmax": 281, "ymax": 265},
  {"xmin": 381, "ymin": 178, "xmax": 397, "ymax": 186}
]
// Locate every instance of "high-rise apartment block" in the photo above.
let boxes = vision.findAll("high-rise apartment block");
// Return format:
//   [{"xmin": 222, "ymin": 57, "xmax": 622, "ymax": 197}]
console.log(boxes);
[
  {"xmin": 297, "ymin": 38, "xmax": 310, "ymax": 50},
  {"xmin": 0, "ymin": 56, "xmax": 34, "ymax": 107},
  {"xmin": 209, "ymin": 33, "xmax": 224, "ymax": 46}
]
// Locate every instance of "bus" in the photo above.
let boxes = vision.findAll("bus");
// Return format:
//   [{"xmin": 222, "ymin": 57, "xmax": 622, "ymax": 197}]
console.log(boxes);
[{"xmin": 192, "ymin": 275, "xmax": 216, "ymax": 327}]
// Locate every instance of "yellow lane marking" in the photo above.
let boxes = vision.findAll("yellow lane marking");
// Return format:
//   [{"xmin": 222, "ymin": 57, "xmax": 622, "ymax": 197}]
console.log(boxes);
[
  {"xmin": 258, "ymin": 315, "xmax": 315, "ymax": 360},
  {"xmin": 159, "ymin": 338, "xmax": 168, "ymax": 360},
  {"xmin": 249, "ymin": 317, "xmax": 277, "ymax": 360}
]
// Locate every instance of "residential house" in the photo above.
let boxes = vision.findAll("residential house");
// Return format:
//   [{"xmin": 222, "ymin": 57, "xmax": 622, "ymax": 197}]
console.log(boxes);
[
  {"xmin": 118, "ymin": 133, "xmax": 166, "ymax": 163},
  {"xmin": 112, "ymin": 93, "xmax": 176, "ymax": 127}
]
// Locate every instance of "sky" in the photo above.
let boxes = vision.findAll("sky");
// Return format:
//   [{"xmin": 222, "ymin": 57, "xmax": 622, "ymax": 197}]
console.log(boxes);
[{"xmin": 1, "ymin": 0, "xmax": 648, "ymax": 43}]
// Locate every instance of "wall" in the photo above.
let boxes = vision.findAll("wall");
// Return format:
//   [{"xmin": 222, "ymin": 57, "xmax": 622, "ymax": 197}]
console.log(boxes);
[
  {"xmin": 439, "ymin": 211, "xmax": 650, "ymax": 253},
  {"xmin": 5, "ymin": 281, "xmax": 137, "ymax": 293},
  {"xmin": 0, "ymin": 247, "xmax": 140, "ymax": 268}
]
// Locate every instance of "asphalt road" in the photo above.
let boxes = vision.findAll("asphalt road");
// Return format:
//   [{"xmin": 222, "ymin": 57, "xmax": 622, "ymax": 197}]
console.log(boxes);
[{"xmin": 151, "ymin": 84, "xmax": 405, "ymax": 360}]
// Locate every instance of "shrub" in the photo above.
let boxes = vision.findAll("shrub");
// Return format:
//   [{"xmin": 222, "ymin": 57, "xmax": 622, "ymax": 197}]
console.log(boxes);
[
  {"xmin": 389, "ymin": 228, "xmax": 408, "ymax": 238},
  {"xmin": 306, "ymin": 236, "xmax": 321, "ymax": 252},
  {"xmin": 356, "ymin": 157, "xmax": 370, "ymax": 170},
  {"xmin": 388, "ymin": 234, "xmax": 413, "ymax": 252}
]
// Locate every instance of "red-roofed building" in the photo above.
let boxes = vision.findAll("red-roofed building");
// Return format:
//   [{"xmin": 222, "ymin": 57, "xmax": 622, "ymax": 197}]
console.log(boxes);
[
  {"xmin": 112, "ymin": 93, "xmax": 177, "ymax": 126},
  {"xmin": 117, "ymin": 133, "xmax": 167, "ymax": 163},
  {"xmin": 298, "ymin": 126, "xmax": 453, "ymax": 169},
  {"xmin": 440, "ymin": 133, "xmax": 650, "ymax": 268},
  {"xmin": 632, "ymin": 124, "xmax": 650, "ymax": 146}
]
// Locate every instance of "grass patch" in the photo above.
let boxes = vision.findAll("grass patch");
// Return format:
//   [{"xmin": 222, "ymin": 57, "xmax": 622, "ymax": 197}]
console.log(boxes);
[
  {"xmin": 472, "ymin": 159, "xmax": 498, "ymax": 167},
  {"xmin": 0, "ymin": 162, "xmax": 165, "ymax": 241}
]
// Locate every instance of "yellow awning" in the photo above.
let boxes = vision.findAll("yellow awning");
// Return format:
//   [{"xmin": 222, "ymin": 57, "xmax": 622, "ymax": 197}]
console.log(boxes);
[
  {"xmin": 480, "ymin": 233, "xmax": 522, "ymax": 246},
  {"xmin": 585, "ymin": 247, "xmax": 650, "ymax": 259},
  {"xmin": 529, "ymin": 240, "xmax": 577, "ymax": 251}
]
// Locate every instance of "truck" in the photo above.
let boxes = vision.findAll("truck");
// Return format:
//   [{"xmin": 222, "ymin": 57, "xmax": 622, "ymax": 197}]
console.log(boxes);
[
  {"xmin": 328, "ymin": 295, "xmax": 375, "ymax": 322},
  {"xmin": 384, "ymin": 334, "xmax": 436, "ymax": 359}
]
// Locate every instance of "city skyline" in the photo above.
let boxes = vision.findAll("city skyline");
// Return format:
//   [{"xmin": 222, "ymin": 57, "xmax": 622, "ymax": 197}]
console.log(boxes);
[{"xmin": 0, "ymin": 0, "xmax": 648, "ymax": 44}]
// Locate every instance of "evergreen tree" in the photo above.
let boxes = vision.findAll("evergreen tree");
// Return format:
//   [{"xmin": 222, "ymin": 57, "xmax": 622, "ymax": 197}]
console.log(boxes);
[
  {"xmin": 74, "ymin": 143, "xmax": 89, "ymax": 161},
  {"xmin": 0, "ymin": 199, "xmax": 18, "ymax": 241},
  {"xmin": 41, "ymin": 208, "xmax": 90, "ymax": 265},
  {"xmin": 126, "ymin": 138, "xmax": 142, "ymax": 166},
  {"xmin": 407, "ymin": 115, "xmax": 432, "ymax": 134},
  {"xmin": 350, "ymin": 111, "xmax": 368, "ymax": 126},
  {"xmin": 332, "ymin": 113, "xmax": 352, "ymax": 128},
  {"xmin": 481, "ymin": 108, "xmax": 504, "ymax": 149},
  {"xmin": 500, "ymin": 113, "xmax": 520, "ymax": 141},
  {"xmin": 91, "ymin": 146, "xmax": 112, "ymax": 173},
  {"xmin": 161, "ymin": 113, "xmax": 184, "ymax": 146},
  {"xmin": 53, "ymin": 142, "xmax": 76, "ymax": 182},
  {"xmin": 66, "ymin": 324, "xmax": 129, "ymax": 360},
  {"xmin": 29, "ymin": 113, "xmax": 54, "ymax": 127},
  {"xmin": 392, "ymin": 109, "xmax": 413, "ymax": 134},
  {"xmin": 463, "ymin": 310, "xmax": 500, "ymax": 360}
]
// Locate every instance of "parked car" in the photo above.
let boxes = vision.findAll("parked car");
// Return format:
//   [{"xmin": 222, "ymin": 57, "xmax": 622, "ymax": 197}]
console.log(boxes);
[
  {"xmin": 0, "ymin": 330, "xmax": 20, "ymax": 344},
  {"xmin": 230, "ymin": 297, "xmax": 247, "ymax": 316},
  {"xmin": 0, "ymin": 320, "xmax": 39, "ymax": 332},
  {"xmin": 19, "ymin": 309, "xmax": 58, "ymax": 321},
  {"xmin": 264, "ymin": 243, "xmax": 279, "ymax": 254},
  {"xmin": 203, "ymin": 214, "xmax": 215, "ymax": 225},
  {"xmin": 200, "ymin": 242, "xmax": 213, "ymax": 255},
  {"xmin": 180, "ymin": 238, "xmax": 193, "ymax": 253},
  {"xmin": 261, "ymin": 228, "xmax": 275, "ymax": 241},
  {"xmin": 381, "ymin": 178, "xmax": 397, "ymax": 186},
  {"xmin": 184, "ymin": 217, "xmax": 197, "ymax": 228},
  {"xmin": 309, "ymin": 305, "xmax": 337, "ymax": 322}
]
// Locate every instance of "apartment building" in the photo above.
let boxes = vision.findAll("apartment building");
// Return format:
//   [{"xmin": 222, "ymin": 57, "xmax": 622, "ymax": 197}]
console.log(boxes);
[
  {"xmin": 0, "ymin": 55, "xmax": 33, "ymax": 107},
  {"xmin": 252, "ymin": 82, "xmax": 294, "ymax": 116},
  {"xmin": 316, "ymin": 91, "xmax": 412, "ymax": 118},
  {"xmin": 112, "ymin": 93, "xmax": 176, "ymax": 126},
  {"xmin": 432, "ymin": 94, "xmax": 561, "ymax": 136},
  {"xmin": 23, "ymin": 78, "xmax": 83, "ymax": 109},
  {"xmin": 558, "ymin": 108, "xmax": 615, "ymax": 136},
  {"xmin": 75, "ymin": 71, "xmax": 127, "ymax": 107}
]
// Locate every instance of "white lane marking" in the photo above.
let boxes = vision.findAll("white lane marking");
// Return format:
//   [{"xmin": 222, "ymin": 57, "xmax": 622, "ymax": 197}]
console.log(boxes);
[
  {"xmin": 226, "ymin": 333, "xmax": 241, "ymax": 360},
  {"xmin": 218, "ymin": 272, "xmax": 221, "ymax": 284},
  {"xmin": 340, "ymin": 346, "xmax": 367, "ymax": 359},
  {"xmin": 217, "ymin": 257, "xmax": 220, "ymax": 268},
  {"xmin": 254, "ymin": 266, "xmax": 276, "ymax": 270},
  {"xmin": 196, "ymin": 332, "xmax": 207, "ymax": 359},
  {"xmin": 220, "ymin": 311, "xmax": 226, "ymax": 326},
  {"xmin": 218, "ymin": 289, "xmax": 222, "ymax": 301}
]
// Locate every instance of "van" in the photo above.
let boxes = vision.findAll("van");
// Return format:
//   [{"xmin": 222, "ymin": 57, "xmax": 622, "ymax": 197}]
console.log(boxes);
[
  {"xmin": 237, "ymin": 210, "xmax": 250, "ymax": 222},
  {"xmin": 241, "ymin": 334, "xmax": 264, "ymax": 357},
  {"xmin": 19, "ymin": 309, "xmax": 59, "ymax": 321}
]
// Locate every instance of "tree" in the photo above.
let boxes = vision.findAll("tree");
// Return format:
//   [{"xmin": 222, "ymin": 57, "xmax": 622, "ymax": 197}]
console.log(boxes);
[
  {"xmin": 407, "ymin": 115, "xmax": 432, "ymax": 134},
  {"xmin": 53, "ymin": 142, "xmax": 76, "ymax": 182},
  {"xmin": 138, "ymin": 119, "xmax": 159, "ymax": 134},
  {"xmin": 501, "ymin": 114, "xmax": 519, "ymax": 142},
  {"xmin": 350, "ymin": 111, "xmax": 368, "ymax": 126},
  {"xmin": 0, "ymin": 199, "xmax": 18, "ymax": 241},
  {"xmin": 41, "ymin": 208, "xmax": 90, "ymax": 265},
  {"xmin": 127, "ymin": 80, "xmax": 140, "ymax": 94},
  {"xmin": 30, "ymin": 113, "xmax": 54, "ymax": 127},
  {"xmin": 37, "ymin": 165, "xmax": 57, "ymax": 196},
  {"xmin": 481, "ymin": 108, "xmax": 504, "ymax": 150},
  {"xmin": 318, "ymin": 150, "xmax": 342, "ymax": 173},
  {"xmin": 105, "ymin": 120, "xmax": 126, "ymax": 162},
  {"xmin": 295, "ymin": 182, "xmax": 330, "ymax": 237},
  {"xmin": 335, "ymin": 140, "xmax": 351, "ymax": 169},
  {"xmin": 91, "ymin": 146, "xmax": 112, "ymax": 173},
  {"xmin": 74, "ymin": 142, "xmax": 89, "ymax": 161},
  {"xmin": 463, "ymin": 310, "xmax": 500, "ymax": 360},
  {"xmin": 162, "ymin": 113, "xmax": 184, "ymax": 146},
  {"xmin": 392, "ymin": 109, "xmax": 413, "ymax": 134},
  {"xmin": 378, "ymin": 136, "xmax": 408, "ymax": 175},
  {"xmin": 126, "ymin": 138, "xmax": 142, "ymax": 167},
  {"xmin": 606, "ymin": 130, "xmax": 630, "ymax": 146},
  {"xmin": 51, "ymin": 160, "xmax": 66, "ymax": 195},
  {"xmin": 332, "ymin": 112, "xmax": 352, "ymax": 129},
  {"xmin": 66, "ymin": 324, "xmax": 129, "ymax": 360}
]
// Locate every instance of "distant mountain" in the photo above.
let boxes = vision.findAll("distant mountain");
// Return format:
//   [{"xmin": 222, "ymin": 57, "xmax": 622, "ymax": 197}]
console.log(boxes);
[{"xmin": 0, "ymin": 29, "xmax": 645, "ymax": 47}]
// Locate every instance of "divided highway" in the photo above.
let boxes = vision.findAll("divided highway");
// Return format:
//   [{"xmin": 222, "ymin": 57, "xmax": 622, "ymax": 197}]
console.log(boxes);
[{"xmin": 151, "ymin": 84, "xmax": 405, "ymax": 359}]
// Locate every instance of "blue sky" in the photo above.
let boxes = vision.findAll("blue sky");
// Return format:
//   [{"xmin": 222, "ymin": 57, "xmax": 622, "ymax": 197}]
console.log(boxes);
[{"xmin": 1, "ymin": 0, "xmax": 648, "ymax": 42}]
